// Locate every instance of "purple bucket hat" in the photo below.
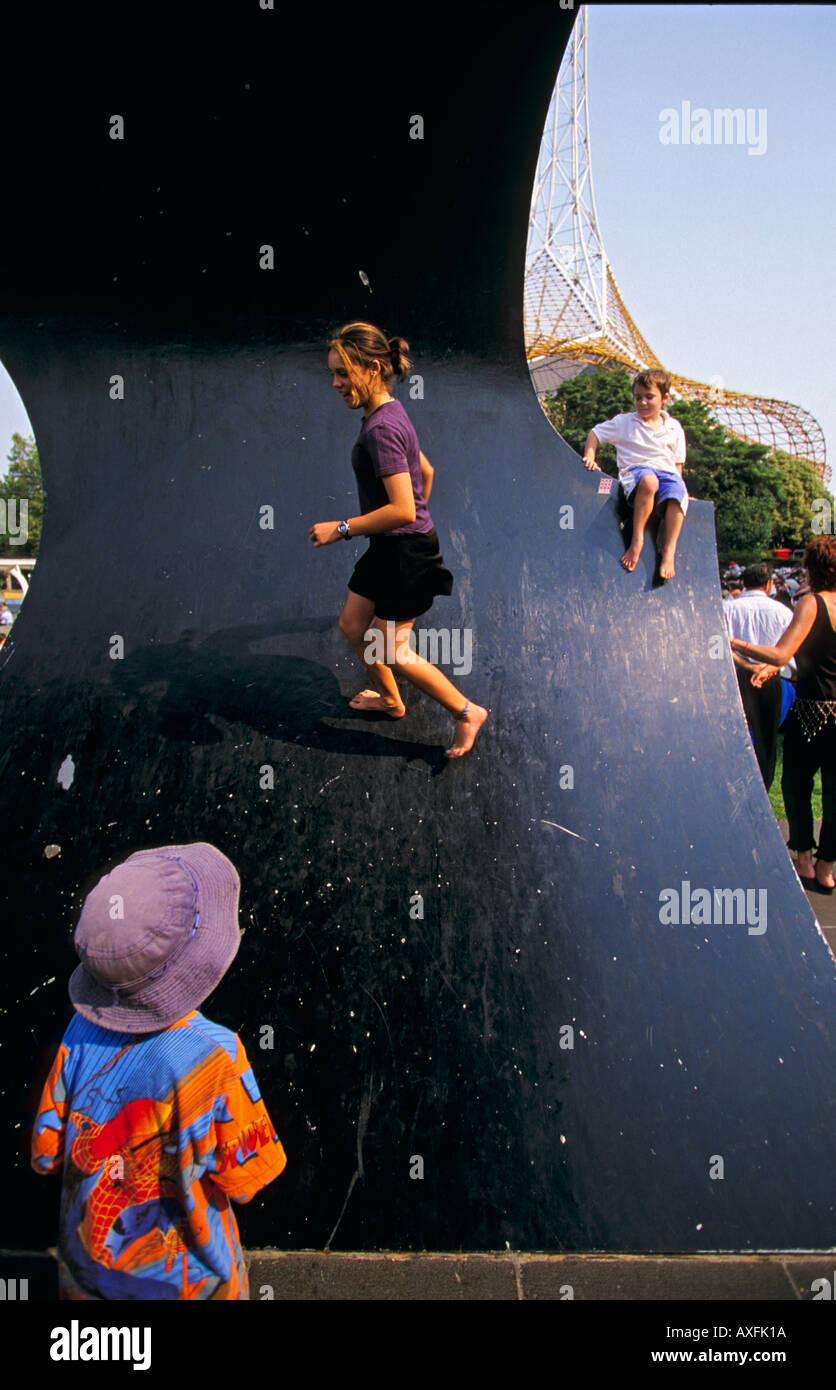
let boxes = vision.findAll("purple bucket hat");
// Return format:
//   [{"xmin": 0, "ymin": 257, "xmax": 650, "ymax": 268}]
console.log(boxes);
[{"xmin": 69, "ymin": 842, "xmax": 241, "ymax": 1033}]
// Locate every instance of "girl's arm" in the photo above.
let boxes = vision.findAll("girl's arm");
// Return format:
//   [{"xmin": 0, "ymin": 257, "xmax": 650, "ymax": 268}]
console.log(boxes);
[
  {"xmin": 731, "ymin": 649, "xmax": 780, "ymax": 684},
  {"xmin": 349, "ymin": 473, "xmax": 416, "ymax": 535},
  {"xmin": 750, "ymin": 663, "xmax": 782, "ymax": 688},
  {"xmin": 730, "ymin": 592, "xmax": 818, "ymax": 666},
  {"xmin": 420, "ymin": 451, "xmax": 434, "ymax": 502},
  {"xmin": 310, "ymin": 472, "xmax": 416, "ymax": 545}
]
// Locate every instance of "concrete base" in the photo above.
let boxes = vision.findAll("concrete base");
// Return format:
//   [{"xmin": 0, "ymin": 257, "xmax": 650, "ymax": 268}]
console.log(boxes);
[
  {"xmin": 248, "ymin": 1252, "xmax": 836, "ymax": 1301},
  {"xmin": 4, "ymin": 1249, "xmax": 835, "ymax": 1301}
]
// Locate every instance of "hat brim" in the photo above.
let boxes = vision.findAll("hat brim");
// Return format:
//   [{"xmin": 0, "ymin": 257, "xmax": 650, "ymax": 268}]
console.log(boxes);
[{"xmin": 69, "ymin": 843, "xmax": 241, "ymax": 1033}]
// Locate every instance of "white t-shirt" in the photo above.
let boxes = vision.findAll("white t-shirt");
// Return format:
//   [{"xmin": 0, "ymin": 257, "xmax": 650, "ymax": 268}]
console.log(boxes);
[
  {"xmin": 592, "ymin": 410, "xmax": 686, "ymax": 478},
  {"xmin": 723, "ymin": 590, "xmax": 795, "ymax": 677}
]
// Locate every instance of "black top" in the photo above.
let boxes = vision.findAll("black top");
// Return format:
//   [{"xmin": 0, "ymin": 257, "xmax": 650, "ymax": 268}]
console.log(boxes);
[{"xmin": 796, "ymin": 594, "xmax": 836, "ymax": 700}]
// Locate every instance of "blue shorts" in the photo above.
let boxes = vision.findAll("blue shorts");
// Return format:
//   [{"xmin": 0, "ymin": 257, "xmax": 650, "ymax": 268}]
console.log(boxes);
[{"xmin": 620, "ymin": 466, "xmax": 689, "ymax": 515}]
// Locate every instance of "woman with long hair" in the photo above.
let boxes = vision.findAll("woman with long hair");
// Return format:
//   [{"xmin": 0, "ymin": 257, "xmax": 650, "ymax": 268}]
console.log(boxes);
[
  {"xmin": 731, "ymin": 535, "xmax": 836, "ymax": 893},
  {"xmin": 309, "ymin": 321, "xmax": 487, "ymax": 758}
]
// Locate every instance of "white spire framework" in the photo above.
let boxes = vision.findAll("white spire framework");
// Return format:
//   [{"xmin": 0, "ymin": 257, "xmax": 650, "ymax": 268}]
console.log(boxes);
[{"xmin": 525, "ymin": 7, "xmax": 828, "ymax": 484}]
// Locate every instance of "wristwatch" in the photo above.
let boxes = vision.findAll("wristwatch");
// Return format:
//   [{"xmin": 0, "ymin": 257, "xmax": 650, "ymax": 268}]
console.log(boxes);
[{"xmin": 338, "ymin": 520, "xmax": 351, "ymax": 539}]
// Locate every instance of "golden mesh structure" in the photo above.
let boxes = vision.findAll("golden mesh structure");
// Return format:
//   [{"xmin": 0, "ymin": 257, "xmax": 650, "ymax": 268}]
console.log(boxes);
[{"xmin": 525, "ymin": 7, "xmax": 829, "ymax": 486}]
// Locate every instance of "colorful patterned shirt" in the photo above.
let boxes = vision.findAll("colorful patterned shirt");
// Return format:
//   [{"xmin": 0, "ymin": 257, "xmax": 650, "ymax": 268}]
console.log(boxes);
[{"xmin": 31, "ymin": 1011, "xmax": 286, "ymax": 1300}]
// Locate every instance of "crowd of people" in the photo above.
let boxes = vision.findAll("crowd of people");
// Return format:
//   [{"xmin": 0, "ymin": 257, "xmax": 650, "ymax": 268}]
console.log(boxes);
[
  {"xmin": 0, "ymin": 598, "xmax": 14, "ymax": 646},
  {"xmin": 722, "ymin": 558, "xmax": 804, "ymax": 607},
  {"xmin": 724, "ymin": 541, "xmax": 836, "ymax": 895}
]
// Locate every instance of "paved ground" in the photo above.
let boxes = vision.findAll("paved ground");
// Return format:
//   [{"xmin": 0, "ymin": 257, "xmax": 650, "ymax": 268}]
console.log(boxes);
[
  {"xmin": 246, "ymin": 1252, "xmax": 836, "ymax": 1301},
  {"xmin": 2, "ymin": 1248, "xmax": 835, "ymax": 1300}
]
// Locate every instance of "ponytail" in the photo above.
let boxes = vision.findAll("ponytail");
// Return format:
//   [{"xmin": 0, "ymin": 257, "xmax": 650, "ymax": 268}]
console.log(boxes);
[{"xmin": 329, "ymin": 321, "xmax": 411, "ymax": 385}]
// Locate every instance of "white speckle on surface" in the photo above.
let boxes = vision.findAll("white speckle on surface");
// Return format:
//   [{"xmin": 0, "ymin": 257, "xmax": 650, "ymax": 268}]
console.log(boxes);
[
  {"xmin": 318, "ymin": 775, "xmax": 342, "ymax": 795},
  {"xmin": 537, "ymin": 819, "xmax": 586, "ymax": 841},
  {"xmin": 57, "ymin": 756, "xmax": 75, "ymax": 790}
]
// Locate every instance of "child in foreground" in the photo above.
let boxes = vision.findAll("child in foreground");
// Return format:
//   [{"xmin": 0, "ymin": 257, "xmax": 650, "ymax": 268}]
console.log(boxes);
[
  {"xmin": 31, "ymin": 842, "xmax": 286, "ymax": 1300},
  {"xmin": 583, "ymin": 369, "xmax": 688, "ymax": 579}
]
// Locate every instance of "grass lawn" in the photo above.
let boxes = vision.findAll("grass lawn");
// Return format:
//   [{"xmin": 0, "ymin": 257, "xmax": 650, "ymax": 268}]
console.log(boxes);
[{"xmin": 768, "ymin": 730, "xmax": 823, "ymax": 823}]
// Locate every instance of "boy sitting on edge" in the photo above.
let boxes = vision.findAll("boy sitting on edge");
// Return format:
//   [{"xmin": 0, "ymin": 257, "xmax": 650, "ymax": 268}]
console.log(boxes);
[
  {"xmin": 583, "ymin": 369, "xmax": 688, "ymax": 580},
  {"xmin": 31, "ymin": 842, "xmax": 286, "ymax": 1300}
]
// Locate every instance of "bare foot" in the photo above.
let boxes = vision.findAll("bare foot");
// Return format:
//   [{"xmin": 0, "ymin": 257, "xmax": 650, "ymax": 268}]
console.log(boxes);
[
  {"xmin": 815, "ymin": 862, "xmax": 836, "ymax": 890},
  {"xmin": 620, "ymin": 543, "xmax": 642, "ymax": 572},
  {"xmin": 445, "ymin": 703, "xmax": 488, "ymax": 758},
  {"xmin": 659, "ymin": 550, "xmax": 676, "ymax": 580},
  {"xmin": 348, "ymin": 689, "xmax": 405, "ymax": 717},
  {"xmin": 793, "ymin": 854, "xmax": 814, "ymax": 881}
]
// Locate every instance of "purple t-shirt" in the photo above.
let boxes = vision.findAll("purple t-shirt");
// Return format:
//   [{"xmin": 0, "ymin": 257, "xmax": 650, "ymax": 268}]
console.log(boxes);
[{"xmin": 351, "ymin": 399, "xmax": 433, "ymax": 535}]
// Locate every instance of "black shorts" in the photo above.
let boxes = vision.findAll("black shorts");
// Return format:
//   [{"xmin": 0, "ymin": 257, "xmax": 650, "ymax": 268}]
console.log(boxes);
[{"xmin": 347, "ymin": 528, "xmax": 454, "ymax": 621}]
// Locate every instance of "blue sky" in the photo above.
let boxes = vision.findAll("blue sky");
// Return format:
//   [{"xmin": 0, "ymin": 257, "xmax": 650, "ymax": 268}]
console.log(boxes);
[
  {"xmin": 0, "ymin": 359, "xmax": 33, "ymax": 459},
  {"xmin": 583, "ymin": 3, "xmax": 835, "ymax": 493},
  {"xmin": 1, "ymin": 5, "xmax": 833, "ymax": 501}
]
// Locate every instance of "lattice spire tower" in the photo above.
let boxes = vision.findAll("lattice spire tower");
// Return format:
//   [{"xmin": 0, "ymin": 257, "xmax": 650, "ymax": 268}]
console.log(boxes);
[{"xmin": 525, "ymin": 7, "xmax": 828, "ymax": 484}]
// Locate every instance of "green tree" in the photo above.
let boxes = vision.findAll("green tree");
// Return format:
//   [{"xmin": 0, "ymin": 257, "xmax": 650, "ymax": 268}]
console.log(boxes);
[
  {"xmin": 764, "ymin": 449, "xmax": 821, "ymax": 551},
  {"xmin": 671, "ymin": 400, "xmax": 822, "ymax": 558},
  {"xmin": 541, "ymin": 367, "xmax": 633, "ymax": 475},
  {"xmin": 0, "ymin": 433, "xmax": 43, "ymax": 557},
  {"xmin": 670, "ymin": 399, "xmax": 775, "ymax": 558}
]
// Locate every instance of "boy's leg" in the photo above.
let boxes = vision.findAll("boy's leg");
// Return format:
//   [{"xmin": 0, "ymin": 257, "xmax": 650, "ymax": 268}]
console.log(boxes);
[
  {"xmin": 658, "ymin": 499, "xmax": 686, "ymax": 580},
  {"xmin": 621, "ymin": 474, "xmax": 658, "ymax": 571}
]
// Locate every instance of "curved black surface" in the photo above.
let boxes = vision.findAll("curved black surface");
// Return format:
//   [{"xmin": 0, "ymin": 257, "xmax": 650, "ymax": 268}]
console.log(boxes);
[{"xmin": 1, "ymin": 4, "xmax": 835, "ymax": 1252}]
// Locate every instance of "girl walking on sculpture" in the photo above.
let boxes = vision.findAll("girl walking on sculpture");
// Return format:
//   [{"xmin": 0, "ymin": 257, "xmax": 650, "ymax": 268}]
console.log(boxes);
[{"xmin": 309, "ymin": 321, "xmax": 487, "ymax": 758}]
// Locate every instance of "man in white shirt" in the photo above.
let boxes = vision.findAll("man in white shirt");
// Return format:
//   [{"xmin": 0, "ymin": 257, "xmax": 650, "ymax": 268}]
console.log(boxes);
[{"xmin": 724, "ymin": 563, "xmax": 795, "ymax": 789}]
